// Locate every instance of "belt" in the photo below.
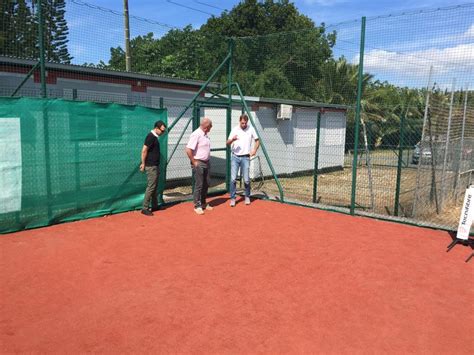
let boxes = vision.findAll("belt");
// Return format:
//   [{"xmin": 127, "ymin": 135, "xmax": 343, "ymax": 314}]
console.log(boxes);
[{"xmin": 233, "ymin": 153, "xmax": 250, "ymax": 157}]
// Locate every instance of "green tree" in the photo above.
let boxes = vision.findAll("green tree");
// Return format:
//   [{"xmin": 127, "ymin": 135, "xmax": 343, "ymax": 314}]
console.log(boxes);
[
  {"xmin": 0, "ymin": 0, "xmax": 37, "ymax": 58},
  {"xmin": 43, "ymin": 0, "xmax": 72, "ymax": 63},
  {"xmin": 107, "ymin": 27, "xmax": 208, "ymax": 78},
  {"xmin": 0, "ymin": 0, "xmax": 72, "ymax": 63},
  {"xmin": 105, "ymin": 0, "xmax": 336, "ymax": 101},
  {"xmin": 200, "ymin": 0, "xmax": 335, "ymax": 99}
]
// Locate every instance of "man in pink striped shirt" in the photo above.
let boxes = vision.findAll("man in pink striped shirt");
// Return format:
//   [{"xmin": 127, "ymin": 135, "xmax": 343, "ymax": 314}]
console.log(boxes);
[{"xmin": 185, "ymin": 118, "xmax": 213, "ymax": 215}]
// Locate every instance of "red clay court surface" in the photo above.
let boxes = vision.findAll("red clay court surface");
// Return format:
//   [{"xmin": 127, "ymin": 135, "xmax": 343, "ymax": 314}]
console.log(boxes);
[{"xmin": 1, "ymin": 198, "xmax": 473, "ymax": 353}]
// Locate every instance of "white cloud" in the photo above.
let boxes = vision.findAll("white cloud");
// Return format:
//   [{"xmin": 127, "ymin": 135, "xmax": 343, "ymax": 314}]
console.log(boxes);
[
  {"xmin": 381, "ymin": 23, "xmax": 474, "ymax": 53},
  {"xmin": 302, "ymin": 0, "xmax": 348, "ymax": 6},
  {"xmin": 465, "ymin": 24, "xmax": 474, "ymax": 38},
  {"xmin": 352, "ymin": 43, "xmax": 474, "ymax": 87}
]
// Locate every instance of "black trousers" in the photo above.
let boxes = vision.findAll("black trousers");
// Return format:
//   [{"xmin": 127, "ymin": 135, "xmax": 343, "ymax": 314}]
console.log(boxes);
[{"xmin": 192, "ymin": 160, "xmax": 210, "ymax": 208}]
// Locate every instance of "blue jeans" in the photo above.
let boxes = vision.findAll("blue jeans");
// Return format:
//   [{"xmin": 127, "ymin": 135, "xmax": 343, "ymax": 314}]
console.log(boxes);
[{"xmin": 230, "ymin": 154, "xmax": 250, "ymax": 199}]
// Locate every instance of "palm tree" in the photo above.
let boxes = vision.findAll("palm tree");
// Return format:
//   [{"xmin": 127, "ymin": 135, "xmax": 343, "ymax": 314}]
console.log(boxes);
[{"xmin": 313, "ymin": 58, "xmax": 372, "ymax": 105}]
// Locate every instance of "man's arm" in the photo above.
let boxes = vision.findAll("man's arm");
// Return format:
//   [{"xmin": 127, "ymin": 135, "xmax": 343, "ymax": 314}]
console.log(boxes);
[
  {"xmin": 250, "ymin": 139, "xmax": 260, "ymax": 156},
  {"xmin": 226, "ymin": 128, "xmax": 238, "ymax": 146},
  {"xmin": 185, "ymin": 147, "xmax": 198, "ymax": 167},
  {"xmin": 226, "ymin": 135, "xmax": 239, "ymax": 146},
  {"xmin": 140, "ymin": 145, "xmax": 148, "ymax": 171}
]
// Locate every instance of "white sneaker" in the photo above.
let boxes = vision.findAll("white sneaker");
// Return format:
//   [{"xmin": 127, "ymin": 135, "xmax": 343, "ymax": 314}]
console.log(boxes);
[
  {"xmin": 230, "ymin": 199, "xmax": 236, "ymax": 207},
  {"xmin": 245, "ymin": 197, "xmax": 251, "ymax": 205},
  {"xmin": 194, "ymin": 207, "xmax": 204, "ymax": 215},
  {"xmin": 205, "ymin": 204, "xmax": 213, "ymax": 211}
]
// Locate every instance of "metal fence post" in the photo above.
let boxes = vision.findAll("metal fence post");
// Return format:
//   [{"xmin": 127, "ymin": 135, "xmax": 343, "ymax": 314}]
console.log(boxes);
[
  {"xmin": 226, "ymin": 39, "xmax": 234, "ymax": 192},
  {"xmin": 350, "ymin": 16, "xmax": 366, "ymax": 215},
  {"xmin": 37, "ymin": 0, "xmax": 47, "ymax": 98},
  {"xmin": 394, "ymin": 111, "xmax": 406, "ymax": 216},
  {"xmin": 312, "ymin": 110, "xmax": 322, "ymax": 203},
  {"xmin": 412, "ymin": 66, "xmax": 433, "ymax": 218},
  {"xmin": 440, "ymin": 78, "xmax": 456, "ymax": 209},
  {"xmin": 191, "ymin": 103, "xmax": 200, "ymax": 194},
  {"xmin": 454, "ymin": 85, "xmax": 469, "ymax": 199}
]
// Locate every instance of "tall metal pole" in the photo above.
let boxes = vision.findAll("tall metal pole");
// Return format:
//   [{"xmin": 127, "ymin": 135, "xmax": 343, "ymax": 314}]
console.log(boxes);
[
  {"xmin": 440, "ymin": 78, "xmax": 456, "ymax": 209},
  {"xmin": 37, "ymin": 0, "xmax": 47, "ymax": 98},
  {"xmin": 394, "ymin": 107, "xmax": 407, "ymax": 216},
  {"xmin": 361, "ymin": 118, "xmax": 375, "ymax": 211},
  {"xmin": 191, "ymin": 103, "xmax": 200, "ymax": 194},
  {"xmin": 226, "ymin": 39, "xmax": 234, "ymax": 192},
  {"xmin": 350, "ymin": 16, "xmax": 366, "ymax": 215},
  {"xmin": 312, "ymin": 110, "xmax": 322, "ymax": 203},
  {"xmin": 454, "ymin": 84, "xmax": 469, "ymax": 199},
  {"xmin": 412, "ymin": 66, "xmax": 433, "ymax": 217},
  {"xmin": 123, "ymin": 0, "xmax": 132, "ymax": 72}
]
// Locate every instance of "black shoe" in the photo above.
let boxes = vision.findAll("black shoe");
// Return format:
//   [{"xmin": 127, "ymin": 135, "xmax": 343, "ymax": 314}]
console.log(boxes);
[{"xmin": 141, "ymin": 209, "xmax": 153, "ymax": 216}]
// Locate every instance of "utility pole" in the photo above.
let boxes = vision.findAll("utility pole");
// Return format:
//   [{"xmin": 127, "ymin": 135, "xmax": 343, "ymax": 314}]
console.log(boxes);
[{"xmin": 123, "ymin": 0, "xmax": 131, "ymax": 71}]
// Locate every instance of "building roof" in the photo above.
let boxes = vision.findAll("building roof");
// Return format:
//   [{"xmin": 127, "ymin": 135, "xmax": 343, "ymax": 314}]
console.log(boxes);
[
  {"xmin": 203, "ymin": 94, "xmax": 349, "ymax": 111},
  {"xmin": 0, "ymin": 55, "xmax": 219, "ymax": 89}
]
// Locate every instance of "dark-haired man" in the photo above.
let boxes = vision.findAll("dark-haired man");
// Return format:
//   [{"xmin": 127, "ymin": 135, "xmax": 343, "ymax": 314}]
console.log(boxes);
[
  {"xmin": 140, "ymin": 120, "xmax": 166, "ymax": 216},
  {"xmin": 226, "ymin": 114, "xmax": 259, "ymax": 207}
]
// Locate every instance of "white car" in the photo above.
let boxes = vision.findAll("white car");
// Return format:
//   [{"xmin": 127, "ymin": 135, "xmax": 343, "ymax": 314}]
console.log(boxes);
[{"xmin": 412, "ymin": 143, "xmax": 432, "ymax": 164}]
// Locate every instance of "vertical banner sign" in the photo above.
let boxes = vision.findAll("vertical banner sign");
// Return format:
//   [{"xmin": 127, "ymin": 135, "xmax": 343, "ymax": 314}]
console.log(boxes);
[
  {"xmin": 456, "ymin": 185, "xmax": 474, "ymax": 241},
  {"xmin": 0, "ymin": 118, "xmax": 22, "ymax": 213}
]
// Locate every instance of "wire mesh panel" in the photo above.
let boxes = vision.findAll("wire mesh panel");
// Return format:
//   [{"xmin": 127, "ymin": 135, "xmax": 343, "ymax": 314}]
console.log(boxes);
[
  {"xmin": 361, "ymin": 5, "xmax": 474, "ymax": 230},
  {"xmin": 232, "ymin": 20, "xmax": 361, "ymax": 210},
  {"xmin": 0, "ymin": 97, "xmax": 167, "ymax": 233},
  {"xmin": 161, "ymin": 99, "xmax": 195, "ymax": 203},
  {"xmin": 201, "ymin": 105, "xmax": 228, "ymax": 194},
  {"xmin": 0, "ymin": 0, "xmax": 208, "ymax": 103}
]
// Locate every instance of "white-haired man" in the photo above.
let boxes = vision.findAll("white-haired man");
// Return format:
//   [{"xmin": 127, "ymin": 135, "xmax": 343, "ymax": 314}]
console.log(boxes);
[{"xmin": 185, "ymin": 118, "xmax": 213, "ymax": 215}]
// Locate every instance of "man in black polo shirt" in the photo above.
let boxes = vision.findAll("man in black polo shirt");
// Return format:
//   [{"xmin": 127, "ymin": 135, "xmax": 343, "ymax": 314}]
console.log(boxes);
[{"xmin": 140, "ymin": 120, "xmax": 166, "ymax": 216}]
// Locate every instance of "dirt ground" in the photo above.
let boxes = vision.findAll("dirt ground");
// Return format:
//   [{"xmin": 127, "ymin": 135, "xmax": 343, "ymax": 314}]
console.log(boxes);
[
  {"xmin": 261, "ymin": 165, "xmax": 467, "ymax": 230},
  {"xmin": 2, "ymin": 201, "xmax": 472, "ymax": 353},
  {"xmin": 163, "ymin": 164, "xmax": 470, "ymax": 231}
]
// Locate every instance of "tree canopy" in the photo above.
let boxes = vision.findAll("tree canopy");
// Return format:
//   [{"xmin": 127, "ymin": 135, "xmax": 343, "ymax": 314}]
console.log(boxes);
[
  {"xmin": 106, "ymin": 0, "xmax": 336, "ymax": 100},
  {"xmin": 0, "ymin": 0, "xmax": 72, "ymax": 63}
]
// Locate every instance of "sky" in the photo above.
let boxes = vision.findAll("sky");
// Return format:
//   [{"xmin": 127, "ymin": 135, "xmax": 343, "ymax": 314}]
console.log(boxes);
[{"xmin": 65, "ymin": 0, "xmax": 474, "ymax": 89}]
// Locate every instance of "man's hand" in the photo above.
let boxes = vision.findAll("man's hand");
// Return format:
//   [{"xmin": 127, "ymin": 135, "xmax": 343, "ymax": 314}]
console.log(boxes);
[
  {"xmin": 140, "ymin": 163, "xmax": 145, "ymax": 172},
  {"xmin": 192, "ymin": 159, "xmax": 199, "ymax": 167},
  {"xmin": 226, "ymin": 135, "xmax": 239, "ymax": 146},
  {"xmin": 250, "ymin": 149, "xmax": 257, "ymax": 157}
]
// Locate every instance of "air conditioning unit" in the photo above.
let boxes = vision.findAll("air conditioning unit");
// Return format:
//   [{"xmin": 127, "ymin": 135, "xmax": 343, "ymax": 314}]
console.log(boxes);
[{"xmin": 276, "ymin": 104, "xmax": 293, "ymax": 120}]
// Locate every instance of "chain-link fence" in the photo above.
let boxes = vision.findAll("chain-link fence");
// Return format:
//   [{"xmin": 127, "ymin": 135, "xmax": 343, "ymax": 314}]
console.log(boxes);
[
  {"xmin": 229, "ymin": 5, "xmax": 474, "ymax": 232},
  {"xmin": 1, "ymin": 1, "xmax": 473, "ymax": 233}
]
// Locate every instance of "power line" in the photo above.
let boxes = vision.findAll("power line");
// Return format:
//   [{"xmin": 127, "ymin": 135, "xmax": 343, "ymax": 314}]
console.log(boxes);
[
  {"xmin": 166, "ymin": 0, "xmax": 216, "ymax": 16},
  {"xmin": 193, "ymin": 0, "xmax": 226, "ymax": 12},
  {"xmin": 70, "ymin": 0, "xmax": 176, "ymax": 29}
]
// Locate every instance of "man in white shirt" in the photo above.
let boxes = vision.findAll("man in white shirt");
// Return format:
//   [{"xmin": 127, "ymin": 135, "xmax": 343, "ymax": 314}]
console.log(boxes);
[{"xmin": 226, "ymin": 114, "xmax": 260, "ymax": 207}]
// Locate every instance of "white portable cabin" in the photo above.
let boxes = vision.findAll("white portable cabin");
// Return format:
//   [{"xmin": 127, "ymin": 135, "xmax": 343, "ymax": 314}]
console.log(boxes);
[{"xmin": 203, "ymin": 96, "xmax": 347, "ymax": 179}]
